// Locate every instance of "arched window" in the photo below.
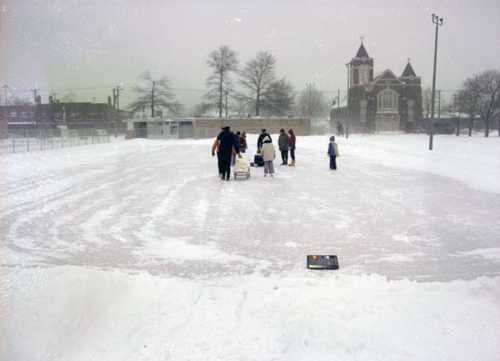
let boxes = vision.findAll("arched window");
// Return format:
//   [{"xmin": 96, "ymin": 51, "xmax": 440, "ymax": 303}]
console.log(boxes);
[{"xmin": 377, "ymin": 88, "xmax": 399, "ymax": 112}]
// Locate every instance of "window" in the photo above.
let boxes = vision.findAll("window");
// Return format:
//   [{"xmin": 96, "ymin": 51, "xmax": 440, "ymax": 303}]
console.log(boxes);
[
  {"xmin": 377, "ymin": 88, "xmax": 399, "ymax": 112},
  {"xmin": 353, "ymin": 68, "xmax": 359, "ymax": 84}
]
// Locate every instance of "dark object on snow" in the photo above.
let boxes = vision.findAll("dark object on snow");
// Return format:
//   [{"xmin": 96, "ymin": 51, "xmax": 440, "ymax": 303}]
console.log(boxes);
[
  {"xmin": 252, "ymin": 153, "xmax": 265, "ymax": 167},
  {"xmin": 307, "ymin": 255, "xmax": 339, "ymax": 270}
]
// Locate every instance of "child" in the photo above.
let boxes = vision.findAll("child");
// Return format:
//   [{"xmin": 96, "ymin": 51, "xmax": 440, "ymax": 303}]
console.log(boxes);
[
  {"xmin": 261, "ymin": 135, "xmax": 276, "ymax": 177},
  {"xmin": 327, "ymin": 136, "xmax": 339, "ymax": 170}
]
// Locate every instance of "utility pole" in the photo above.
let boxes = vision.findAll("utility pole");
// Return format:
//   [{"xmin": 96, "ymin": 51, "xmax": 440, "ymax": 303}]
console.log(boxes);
[
  {"xmin": 115, "ymin": 86, "xmax": 121, "ymax": 111},
  {"xmin": 31, "ymin": 88, "xmax": 39, "ymax": 104},
  {"xmin": 112, "ymin": 86, "xmax": 121, "ymax": 110},
  {"xmin": 429, "ymin": 13, "xmax": 444, "ymax": 150}
]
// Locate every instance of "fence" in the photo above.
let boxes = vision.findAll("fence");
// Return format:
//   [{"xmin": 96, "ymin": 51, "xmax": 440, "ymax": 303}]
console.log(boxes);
[{"xmin": 1, "ymin": 130, "xmax": 123, "ymax": 154}]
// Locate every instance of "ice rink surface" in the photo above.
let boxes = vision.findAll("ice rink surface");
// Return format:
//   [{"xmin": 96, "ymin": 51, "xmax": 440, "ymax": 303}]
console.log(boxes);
[{"xmin": 1, "ymin": 134, "xmax": 500, "ymax": 360}]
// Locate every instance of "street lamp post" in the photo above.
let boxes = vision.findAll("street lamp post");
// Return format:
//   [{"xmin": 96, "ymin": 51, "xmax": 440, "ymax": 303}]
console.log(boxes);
[{"xmin": 429, "ymin": 13, "xmax": 444, "ymax": 150}]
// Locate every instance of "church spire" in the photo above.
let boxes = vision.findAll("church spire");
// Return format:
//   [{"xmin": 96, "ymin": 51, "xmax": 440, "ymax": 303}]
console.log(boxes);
[
  {"xmin": 401, "ymin": 59, "xmax": 417, "ymax": 77},
  {"xmin": 355, "ymin": 41, "xmax": 369, "ymax": 58}
]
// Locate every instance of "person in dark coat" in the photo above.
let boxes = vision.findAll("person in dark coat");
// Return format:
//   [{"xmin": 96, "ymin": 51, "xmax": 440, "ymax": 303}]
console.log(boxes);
[
  {"xmin": 278, "ymin": 129, "xmax": 289, "ymax": 165},
  {"xmin": 257, "ymin": 129, "xmax": 272, "ymax": 152},
  {"xmin": 288, "ymin": 129, "xmax": 296, "ymax": 166},
  {"xmin": 327, "ymin": 135, "xmax": 339, "ymax": 170},
  {"xmin": 240, "ymin": 132, "xmax": 248, "ymax": 153},
  {"xmin": 212, "ymin": 126, "xmax": 240, "ymax": 180}
]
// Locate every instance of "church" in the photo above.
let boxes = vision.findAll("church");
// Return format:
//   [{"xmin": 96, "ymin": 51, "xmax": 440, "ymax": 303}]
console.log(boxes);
[{"xmin": 340, "ymin": 42, "xmax": 423, "ymax": 133}]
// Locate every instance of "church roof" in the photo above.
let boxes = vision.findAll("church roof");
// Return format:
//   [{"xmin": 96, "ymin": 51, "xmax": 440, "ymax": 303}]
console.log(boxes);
[
  {"xmin": 355, "ymin": 43, "xmax": 369, "ymax": 58},
  {"xmin": 401, "ymin": 62, "xmax": 417, "ymax": 77},
  {"xmin": 366, "ymin": 69, "xmax": 403, "ymax": 91}
]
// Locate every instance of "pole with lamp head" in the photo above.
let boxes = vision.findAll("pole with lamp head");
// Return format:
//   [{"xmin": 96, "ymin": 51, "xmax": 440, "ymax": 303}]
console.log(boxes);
[{"xmin": 429, "ymin": 13, "xmax": 444, "ymax": 150}]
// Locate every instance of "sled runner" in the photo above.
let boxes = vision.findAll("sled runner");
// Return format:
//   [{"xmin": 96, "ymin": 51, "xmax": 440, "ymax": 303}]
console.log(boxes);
[{"xmin": 307, "ymin": 255, "xmax": 339, "ymax": 270}]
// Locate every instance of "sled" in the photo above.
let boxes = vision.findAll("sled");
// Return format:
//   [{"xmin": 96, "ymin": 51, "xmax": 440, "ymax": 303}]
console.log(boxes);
[
  {"xmin": 307, "ymin": 255, "xmax": 339, "ymax": 270},
  {"xmin": 233, "ymin": 155, "xmax": 251, "ymax": 180}
]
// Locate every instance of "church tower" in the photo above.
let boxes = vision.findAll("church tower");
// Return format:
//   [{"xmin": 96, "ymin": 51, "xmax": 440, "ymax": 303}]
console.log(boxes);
[
  {"xmin": 399, "ymin": 59, "xmax": 423, "ymax": 130},
  {"xmin": 350, "ymin": 41, "xmax": 374, "ymax": 86},
  {"xmin": 347, "ymin": 40, "xmax": 375, "ymax": 133}
]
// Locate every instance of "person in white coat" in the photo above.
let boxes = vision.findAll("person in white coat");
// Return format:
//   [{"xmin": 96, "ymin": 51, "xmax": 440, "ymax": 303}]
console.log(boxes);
[{"xmin": 260, "ymin": 135, "xmax": 276, "ymax": 177}]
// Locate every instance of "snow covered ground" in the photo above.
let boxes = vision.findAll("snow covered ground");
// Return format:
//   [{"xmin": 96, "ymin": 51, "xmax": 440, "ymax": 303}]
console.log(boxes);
[{"xmin": 1, "ymin": 133, "xmax": 500, "ymax": 360}]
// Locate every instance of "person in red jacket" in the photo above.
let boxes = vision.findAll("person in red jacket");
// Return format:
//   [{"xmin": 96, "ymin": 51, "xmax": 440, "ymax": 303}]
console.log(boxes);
[{"xmin": 288, "ymin": 129, "xmax": 296, "ymax": 166}]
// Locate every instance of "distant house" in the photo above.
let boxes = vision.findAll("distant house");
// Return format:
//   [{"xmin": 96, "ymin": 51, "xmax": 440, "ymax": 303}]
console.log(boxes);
[
  {"xmin": 333, "ymin": 42, "xmax": 423, "ymax": 133},
  {"xmin": 0, "ymin": 99, "xmax": 129, "ymax": 137}
]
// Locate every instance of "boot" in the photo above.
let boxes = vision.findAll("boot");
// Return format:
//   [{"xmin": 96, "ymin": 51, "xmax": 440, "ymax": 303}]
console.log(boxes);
[{"xmin": 289, "ymin": 160, "xmax": 295, "ymax": 166}]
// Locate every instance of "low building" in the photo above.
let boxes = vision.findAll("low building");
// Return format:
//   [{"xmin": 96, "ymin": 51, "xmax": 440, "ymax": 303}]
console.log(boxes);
[{"xmin": 123, "ymin": 116, "xmax": 312, "ymax": 139}]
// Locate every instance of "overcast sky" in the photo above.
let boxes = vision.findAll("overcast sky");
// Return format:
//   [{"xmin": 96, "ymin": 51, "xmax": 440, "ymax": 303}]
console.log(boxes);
[{"xmin": 1, "ymin": 0, "xmax": 500, "ymax": 110}]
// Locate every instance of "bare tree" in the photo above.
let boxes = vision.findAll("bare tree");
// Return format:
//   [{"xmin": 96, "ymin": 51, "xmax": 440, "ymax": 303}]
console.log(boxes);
[
  {"xmin": 192, "ymin": 102, "xmax": 214, "ymax": 117},
  {"xmin": 129, "ymin": 71, "xmax": 181, "ymax": 117},
  {"xmin": 457, "ymin": 78, "xmax": 480, "ymax": 137},
  {"xmin": 297, "ymin": 83, "xmax": 328, "ymax": 118},
  {"xmin": 474, "ymin": 70, "xmax": 500, "ymax": 137},
  {"xmin": 206, "ymin": 46, "xmax": 239, "ymax": 118},
  {"xmin": 239, "ymin": 51, "xmax": 276, "ymax": 116},
  {"xmin": 261, "ymin": 78, "xmax": 295, "ymax": 116}
]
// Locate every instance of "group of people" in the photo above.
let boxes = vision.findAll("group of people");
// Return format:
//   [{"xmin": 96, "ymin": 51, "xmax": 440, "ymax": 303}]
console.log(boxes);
[
  {"xmin": 211, "ymin": 127, "xmax": 297, "ymax": 180},
  {"xmin": 255, "ymin": 128, "xmax": 296, "ymax": 177},
  {"xmin": 211, "ymin": 126, "xmax": 339, "ymax": 180}
]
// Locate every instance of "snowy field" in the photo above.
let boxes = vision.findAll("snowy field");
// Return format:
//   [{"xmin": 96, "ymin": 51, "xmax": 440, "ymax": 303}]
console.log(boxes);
[{"xmin": 1, "ymin": 133, "xmax": 500, "ymax": 360}]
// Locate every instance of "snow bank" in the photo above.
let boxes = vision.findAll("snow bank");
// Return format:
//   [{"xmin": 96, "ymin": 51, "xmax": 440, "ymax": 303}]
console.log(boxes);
[
  {"xmin": 2, "ymin": 266, "xmax": 500, "ymax": 361},
  {"xmin": 300, "ymin": 134, "xmax": 500, "ymax": 194}
]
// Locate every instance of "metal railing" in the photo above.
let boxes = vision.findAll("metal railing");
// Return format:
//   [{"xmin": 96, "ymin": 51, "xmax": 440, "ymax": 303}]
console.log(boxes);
[{"xmin": 1, "ymin": 131, "xmax": 123, "ymax": 153}]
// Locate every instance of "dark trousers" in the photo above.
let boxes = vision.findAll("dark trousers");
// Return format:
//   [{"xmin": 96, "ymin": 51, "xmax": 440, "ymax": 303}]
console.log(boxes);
[
  {"xmin": 280, "ymin": 150, "xmax": 288, "ymax": 164},
  {"xmin": 289, "ymin": 146, "xmax": 295, "ymax": 161},
  {"xmin": 220, "ymin": 155, "xmax": 231, "ymax": 179},
  {"xmin": 330, "ymin": 156, "xmax": 337, "ymax": 170},
  {"xmin": 217, "ymin": 153, "xmax": 222, "ymax": 175}
]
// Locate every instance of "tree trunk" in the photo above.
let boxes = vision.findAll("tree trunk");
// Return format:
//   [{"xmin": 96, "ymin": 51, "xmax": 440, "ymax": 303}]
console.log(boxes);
[
  {"xmin": 219, "ymin": 71, "xmax": 223, "ymax": 119},
  {"xmin": 256, "ymin": 91, "xmax": 260, "ymax": 116},
  {"xmin": 468, "ymin": 116, "xmax": 473, "ymax": 136},
  {"xmin": 456, "ymin": 117, "xmax": 460, "ymax": 136},
  {"xmin": 485, "ymin": 117, "xmax": 490, "ymax": 137},
  {"xmin": 498, "ymin": 117, "xmax": 500, "ymax": 137}
]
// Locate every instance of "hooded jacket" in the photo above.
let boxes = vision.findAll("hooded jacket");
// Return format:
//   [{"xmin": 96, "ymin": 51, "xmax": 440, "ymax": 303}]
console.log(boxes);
[{"xmin": 261, "ymin": 138, "xmax": 276, "ymax": 161}]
